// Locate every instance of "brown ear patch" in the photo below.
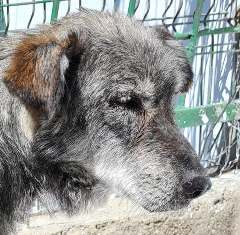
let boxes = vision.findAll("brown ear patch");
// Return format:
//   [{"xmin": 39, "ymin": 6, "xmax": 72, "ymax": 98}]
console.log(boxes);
[{"xmin": 4, "ymin": 32, "xmax": 74, "ymax": 111}]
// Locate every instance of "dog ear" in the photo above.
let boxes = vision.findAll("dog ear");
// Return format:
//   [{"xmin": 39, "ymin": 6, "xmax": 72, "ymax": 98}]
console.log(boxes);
[
  {"xmin": 153, "ymin": 25, "xmax": 193, "ymax": 94},
  {"xmin": 153, "ymin": 25, "xmax": 174, "ymax": 41},
  {"xmin": 4, "ymin": 32, "xmax": 80, "ymax": 115}
]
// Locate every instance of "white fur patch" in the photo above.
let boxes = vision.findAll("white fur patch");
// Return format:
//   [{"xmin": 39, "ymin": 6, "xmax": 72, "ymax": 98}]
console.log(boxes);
[{"xmin": 19, "ymin": 107, "xmax": 35, "ymax": 140}]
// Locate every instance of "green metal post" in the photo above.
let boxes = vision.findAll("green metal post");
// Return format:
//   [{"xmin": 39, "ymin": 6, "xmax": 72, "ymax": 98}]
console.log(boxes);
[
  {"xmin": 177, "ymin": 0, "xmax": 205, "ymax": 107},
  {"xmin": 127, "ymin": 0, "xmax": 136, "ymax": 17},
  {"xmin": 174, "ymin": 32, "xmax": 192, "ymax": 40},
  {"xmin": 0, "ymin": 0, "xmax": 6, "ymax": 36},
  {"xmin": 51, "ymin": 0, "xmax": 60, "ymax": 23},
  {"xmin": 187, "ymin": 0, "xmax": 205, "ymax": 61}
]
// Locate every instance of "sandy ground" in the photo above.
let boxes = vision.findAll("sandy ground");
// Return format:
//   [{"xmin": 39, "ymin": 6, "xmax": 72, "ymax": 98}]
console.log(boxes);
[{"xmin": 17, "ymin": 170, "xmax": 240, "ymax": 235}]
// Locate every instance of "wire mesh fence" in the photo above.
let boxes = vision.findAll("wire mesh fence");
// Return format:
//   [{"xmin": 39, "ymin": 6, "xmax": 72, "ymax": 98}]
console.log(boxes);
[{"xmin": 0, "ymin": 0, "xmax": 240, "ymax": 173}]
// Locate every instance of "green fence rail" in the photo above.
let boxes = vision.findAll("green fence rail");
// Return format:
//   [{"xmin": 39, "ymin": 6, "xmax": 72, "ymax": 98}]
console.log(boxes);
[{"xmin": 176, "ymin": 100, "xmax": 240, "ymax": 128}]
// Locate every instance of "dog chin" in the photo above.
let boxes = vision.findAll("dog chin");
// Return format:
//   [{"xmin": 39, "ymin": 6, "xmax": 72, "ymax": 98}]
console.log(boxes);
[{"xmin": 140, "ymin": 199, "xmax": 191, "ymax": 213}]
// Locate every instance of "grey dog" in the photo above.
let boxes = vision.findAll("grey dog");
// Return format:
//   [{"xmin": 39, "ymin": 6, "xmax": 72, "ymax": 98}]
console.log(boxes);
[{"xmin": 0, "ymin": 9, "xmax": 211, "ymax": 234}]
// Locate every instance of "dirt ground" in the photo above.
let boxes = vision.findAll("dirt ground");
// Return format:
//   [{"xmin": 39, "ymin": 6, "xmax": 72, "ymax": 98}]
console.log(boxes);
[{"xmin": 18, "ymin": 170, "xmax": 240, "ymax": 235}]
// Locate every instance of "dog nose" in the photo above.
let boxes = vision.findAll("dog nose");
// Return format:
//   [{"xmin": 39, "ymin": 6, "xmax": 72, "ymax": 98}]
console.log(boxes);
[{"xmin": 182, "ymin": 176, "xmax": 211, "ymax": 199}]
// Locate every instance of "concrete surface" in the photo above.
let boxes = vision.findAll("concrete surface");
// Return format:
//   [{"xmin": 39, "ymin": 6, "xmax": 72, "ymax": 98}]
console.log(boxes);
[{"xmin": 18, "ymin": 170, "xmax": 240, "ymax": 235}]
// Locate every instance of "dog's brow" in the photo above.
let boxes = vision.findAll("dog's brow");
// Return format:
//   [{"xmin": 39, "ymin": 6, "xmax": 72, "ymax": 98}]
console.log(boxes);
[{"xmin": 137, "ymin": 78, "xmax": 155, "ymax": 97}]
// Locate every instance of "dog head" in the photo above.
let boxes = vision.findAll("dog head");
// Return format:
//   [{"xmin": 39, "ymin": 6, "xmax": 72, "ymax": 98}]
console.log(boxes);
[{"xmin": 4, "ymin": 9, "xmax": 210, "ymax": 213}]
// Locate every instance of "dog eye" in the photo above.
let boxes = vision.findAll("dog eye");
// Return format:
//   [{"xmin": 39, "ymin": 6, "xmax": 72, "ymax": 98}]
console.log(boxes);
[{"xmin": 109, "ymin": 95, "xmax": 142, "ymax": 111}]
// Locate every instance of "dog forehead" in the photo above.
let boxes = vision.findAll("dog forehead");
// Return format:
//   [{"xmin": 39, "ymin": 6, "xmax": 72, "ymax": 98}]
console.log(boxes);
[
  {"xmin": 55, "ymin": 10, "xmax": 191, "ymax": 94},
  {"xmin": 83, "ymin": 16, "xmax": 189, "ymax": 93},
  {"xmin": 91, "ymin": 43, "xmax": 176, "ymax": 97},
  {"xmin": 83, "ymin": 42, "xmax": 177, "ymax": 101}
]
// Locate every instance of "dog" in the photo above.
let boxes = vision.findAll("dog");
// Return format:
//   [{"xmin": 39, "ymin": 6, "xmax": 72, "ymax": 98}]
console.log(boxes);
[{"xmin": 0, "ymin": 9, "xmax": 211, "ymax": 234}]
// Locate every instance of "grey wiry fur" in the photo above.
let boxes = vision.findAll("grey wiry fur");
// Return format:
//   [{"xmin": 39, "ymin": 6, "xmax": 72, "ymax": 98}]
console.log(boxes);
[{"xmin": 0, "ymin": 9, "xmax": 210, "ymax": 234}]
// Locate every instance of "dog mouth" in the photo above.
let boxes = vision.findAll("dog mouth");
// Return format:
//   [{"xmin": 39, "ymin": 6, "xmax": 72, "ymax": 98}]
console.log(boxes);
[{"xmin": 117, "ymin": 187, "xmax": 191, "ymax": 213}]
